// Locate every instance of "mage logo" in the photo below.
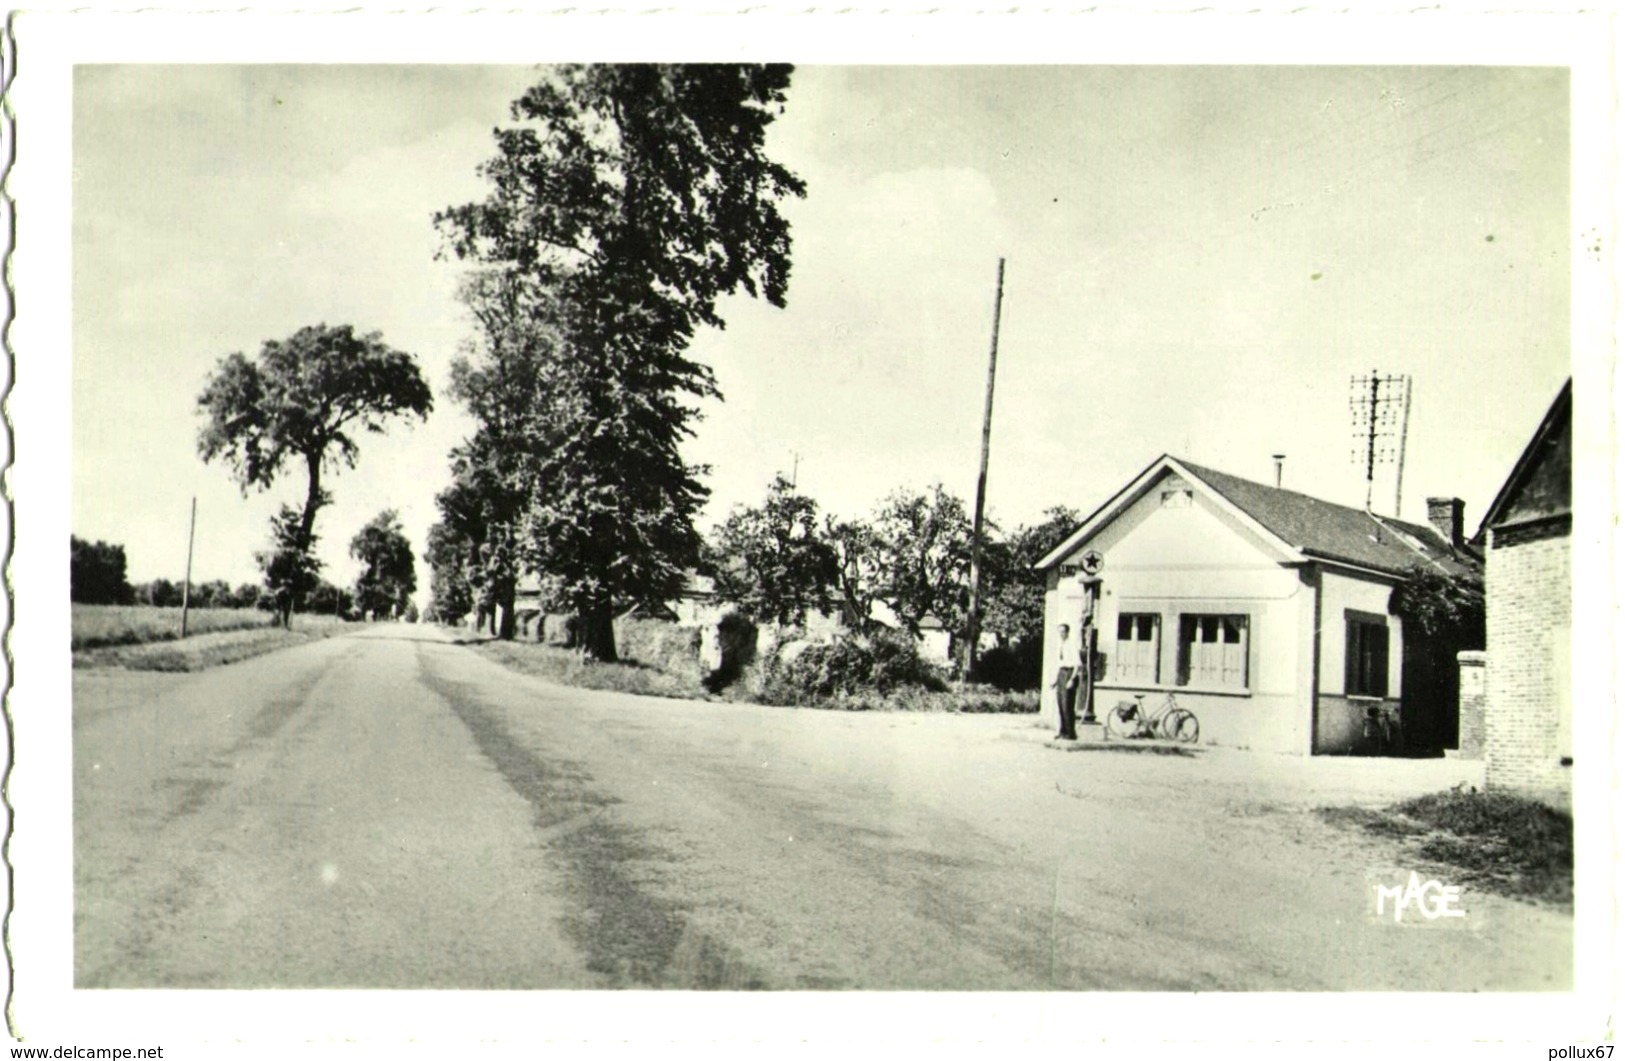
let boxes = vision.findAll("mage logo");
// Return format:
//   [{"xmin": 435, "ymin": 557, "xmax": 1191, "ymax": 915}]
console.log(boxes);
[{"xmin": 1373, "ymin": 870, "xmax": 1467, "ymax": 923}]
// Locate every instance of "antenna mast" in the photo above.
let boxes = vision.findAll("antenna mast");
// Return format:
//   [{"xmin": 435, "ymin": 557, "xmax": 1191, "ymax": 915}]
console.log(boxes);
[{"xmin": 1349, "ymin": 370, "xmax": 1411, "ymax": 516}]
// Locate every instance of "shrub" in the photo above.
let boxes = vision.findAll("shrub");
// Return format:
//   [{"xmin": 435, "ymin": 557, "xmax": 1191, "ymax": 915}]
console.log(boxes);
[
  {"xmin": 701, "ymin": 610, "xmax": 759, "ymax": 692},
  {"xmin": 762, "ymin": 628, "xmax": 946, "ymax": 704},
  {"xmin": 971, "ymin": 639, "xmax": 1042, "ymax": 691}
]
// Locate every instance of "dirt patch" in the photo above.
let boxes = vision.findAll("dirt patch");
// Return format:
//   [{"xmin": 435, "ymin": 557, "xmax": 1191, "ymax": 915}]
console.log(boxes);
[{"xmin": 1315, "ymin": 788, "xmax": 1573, "ymax": 909}]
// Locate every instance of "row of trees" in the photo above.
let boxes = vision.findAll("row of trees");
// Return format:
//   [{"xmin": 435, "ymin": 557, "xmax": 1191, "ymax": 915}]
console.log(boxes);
[
  {"xmin": 71, "ymin": 508, "xmax": 418, "ymax": 622},
  {"xmin": 70, "ymin": 531, "xmax": 349, "ymax": 615},
  {"xmin": 705, "ymin": 475, "xmax": 1077, "ymax": 672},
  {"xmin": 424, "ymin": 64, "xmax": 808, "ymax": 660}
]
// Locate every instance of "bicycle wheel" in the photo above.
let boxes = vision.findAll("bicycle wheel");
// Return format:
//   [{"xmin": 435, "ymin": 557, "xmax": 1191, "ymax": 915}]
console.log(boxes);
[
  {"xmin": 1167, "ymin": 709, "xmax": 1200, "ymax": 744},
  {"xmin": 1105, "ymin": 704, "xmax": 1138, "ymax": 739}
]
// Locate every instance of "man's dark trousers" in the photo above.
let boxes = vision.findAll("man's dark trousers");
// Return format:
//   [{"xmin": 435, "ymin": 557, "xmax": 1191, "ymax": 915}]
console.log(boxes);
[{"xmin": 1055, "ymin": 666, "xmax": 1078, "ymax": 740}]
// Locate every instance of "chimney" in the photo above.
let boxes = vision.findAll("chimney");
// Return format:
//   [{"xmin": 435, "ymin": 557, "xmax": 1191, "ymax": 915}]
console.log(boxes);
[
  {"xmin": 1272, "ymin": 454, "xmax": 1285, "ymax": 489},
  {"xmin": 1426, "ymin": 497, "xmax": 1465, "ymax": 549}
]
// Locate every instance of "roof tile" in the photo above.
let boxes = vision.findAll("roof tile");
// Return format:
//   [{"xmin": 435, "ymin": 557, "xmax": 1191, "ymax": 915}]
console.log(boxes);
[{"xmin": 1177, "ymin": 459, "xmax": 1480, "ymax": 578}]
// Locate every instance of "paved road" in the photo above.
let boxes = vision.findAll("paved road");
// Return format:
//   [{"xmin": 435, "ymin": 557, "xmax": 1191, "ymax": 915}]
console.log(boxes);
[{"xmin": 74, "ymin": 624, "xmax": 1572, "ymax": 990}]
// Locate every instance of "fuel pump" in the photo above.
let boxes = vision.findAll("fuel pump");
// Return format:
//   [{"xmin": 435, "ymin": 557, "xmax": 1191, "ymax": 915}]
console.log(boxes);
[{"xmin": 1078, "ymin": 574, "xmax": 1103, "ymax": 725}]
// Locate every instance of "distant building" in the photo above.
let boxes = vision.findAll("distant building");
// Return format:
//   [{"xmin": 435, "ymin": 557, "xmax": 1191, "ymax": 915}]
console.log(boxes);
[
  {"xmin": 1035, "ymin": 455, "xmax": 1480, "ymax": 755},
  {"xmin": 513, "ymin": 570, "xmax": 728, "ymax": 640},
  {"xmin": 1475, "ymin": 380, "xmax": 1572, "ymax": 808}
]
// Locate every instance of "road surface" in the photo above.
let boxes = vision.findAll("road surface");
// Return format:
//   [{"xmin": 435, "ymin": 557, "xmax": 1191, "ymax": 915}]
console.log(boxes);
[{"xmin": 74, "ymin": 624, "xmax": 1571, "ymax": 990}]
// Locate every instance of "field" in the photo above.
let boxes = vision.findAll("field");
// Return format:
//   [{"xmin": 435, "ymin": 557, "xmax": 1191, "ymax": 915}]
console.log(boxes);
[
  {"xmin": 72, "ymin": 604, "xmax": 354, "ymax": 672},
  {"xmin": 72, "ymin": 604, "xmax": 278, "ymax": 651}
]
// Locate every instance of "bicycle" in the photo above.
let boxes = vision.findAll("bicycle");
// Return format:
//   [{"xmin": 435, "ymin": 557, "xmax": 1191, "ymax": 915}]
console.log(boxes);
[
  {"xmin": 1105, "ymin": 692, "xmax": 1201, "ymax": 743},
  {"xmin": 1362, "ymin": 703, "xmax": 1400, "ymax": 756}
]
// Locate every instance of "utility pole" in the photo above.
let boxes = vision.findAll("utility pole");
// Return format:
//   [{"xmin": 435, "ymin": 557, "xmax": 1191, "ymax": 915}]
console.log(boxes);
[
  {"xmin": 962, "ymin": 258, "xmax": 1006, "ymax": 680},
  {"xmin": 179, "ymin": 496, "xmax": 197, "ymax": 638}
]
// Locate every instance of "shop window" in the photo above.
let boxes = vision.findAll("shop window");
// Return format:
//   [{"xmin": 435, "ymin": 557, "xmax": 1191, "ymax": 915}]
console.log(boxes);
[
  {"xmin": 1177, "ymin": 614, "xmax": 1248, "ymax": 689},
  {"xmin": 1345, "ymin": 614, "xmax": 1389, "ymax": 698},
  {"xmin": 1113, "ymin": 613, "xmax": 1160, "ymax": 683}
]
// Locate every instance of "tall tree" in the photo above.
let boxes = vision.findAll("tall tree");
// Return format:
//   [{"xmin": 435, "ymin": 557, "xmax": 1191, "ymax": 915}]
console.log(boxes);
[
  {"xmin": 436, "ymin": 63, "xmax": 806, "ymax": 661},
  {"xmin": 707, "ymin": 474, "xmax": 838, "ymax": 627},
  {"xmin": 825, "ymin": 516, "xmax": 883, "ymax": 632},
  {"xmin": 437, "ymin": 270, "xmax": 555, "ymax": 639},
  {"xmin": 350, "ymin": 509, "xmax": 417, "ymax": 620},
  {"xmin": 197, "ymin": 323, "xmax": 432, "ymax": 621},
  {"xmin": 869, "ymin": 485, "xmax": 975, "ymax": 639},
  {"xmin": 425, "ymin": 520, "xmax": 476, "ymax": 626}
]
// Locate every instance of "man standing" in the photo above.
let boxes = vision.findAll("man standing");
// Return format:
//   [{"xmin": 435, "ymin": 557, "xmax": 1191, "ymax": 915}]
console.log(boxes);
[{"xmin": 1054, "ymin": 622, "xmax": 1080, "ymax": 740}]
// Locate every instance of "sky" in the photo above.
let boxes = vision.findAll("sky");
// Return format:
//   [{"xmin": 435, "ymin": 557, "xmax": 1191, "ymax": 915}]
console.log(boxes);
[{"xmin": 72, "ymin": 64, "xmax": 1572, "ymax": 599}]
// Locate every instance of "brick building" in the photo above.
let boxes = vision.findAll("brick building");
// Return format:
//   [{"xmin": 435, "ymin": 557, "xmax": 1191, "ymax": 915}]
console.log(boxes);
[{"xmin": 1476, "ymin": 380, "xmax": 1573, "ymax": 808}]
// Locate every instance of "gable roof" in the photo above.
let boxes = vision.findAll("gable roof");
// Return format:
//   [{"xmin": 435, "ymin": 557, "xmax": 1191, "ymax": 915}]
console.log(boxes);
[
  {"xmin": 1476, "ymin": 378, "xmax": 1572, "ymax": 540},
  {"xmin": 1036, "ymin": 454, "xmax": 1479, "ymax": 580}
]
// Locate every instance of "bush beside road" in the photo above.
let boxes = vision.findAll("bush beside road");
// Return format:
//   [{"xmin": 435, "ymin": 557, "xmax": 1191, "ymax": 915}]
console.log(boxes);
[{"xmin": 466, "ymin": 617, "xmax": 1039, "ymax": 715}]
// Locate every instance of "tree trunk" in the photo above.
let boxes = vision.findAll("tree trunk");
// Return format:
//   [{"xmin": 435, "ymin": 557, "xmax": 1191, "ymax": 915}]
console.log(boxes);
[
  {"xmin": 299, "ymin": 451, "xmax": 324, "ymax": 551},
  {"xmin": 579, "ymin": 602, "xmax": 618, "ymax": 662},
  {"xmin": 495, "ymin": 577, "xmax": 517, "ymax": 641}
]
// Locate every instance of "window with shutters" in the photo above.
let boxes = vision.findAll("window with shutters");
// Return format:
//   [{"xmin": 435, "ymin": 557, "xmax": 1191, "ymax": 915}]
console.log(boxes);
[
  {"xmin": 1345, "ymin": 613, "xmax": 1390, "ymax": 698},
  {"xmin": 1113, "ymin": 613, "xmax": 1160, "ymax": 683},
  {"xmin": 1176, "ymin": 614, "xmax": 1249, "ymax": 690}
]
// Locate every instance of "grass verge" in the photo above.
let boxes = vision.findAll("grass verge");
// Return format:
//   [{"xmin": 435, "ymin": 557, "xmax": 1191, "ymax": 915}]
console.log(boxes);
[
  {"xmin": 1317, "ymin": 787, "xmax": 1572, "ymax": 908},
  {"xmin": 470, "ymin": 641, "xmax": 711, "ymax": 701},
  {"xmin": 73, "ymin": 618, "xmax": 351, "ymax": 672}
]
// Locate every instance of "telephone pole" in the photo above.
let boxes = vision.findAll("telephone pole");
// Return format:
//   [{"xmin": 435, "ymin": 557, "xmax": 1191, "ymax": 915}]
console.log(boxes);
[
  {"xmin": 962, "ymin": 258, "xmax": 1006, "ymax": 680},
  {"xmin": 179, "ymin": 496, "xmax": 197, "ymax": 638}
]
